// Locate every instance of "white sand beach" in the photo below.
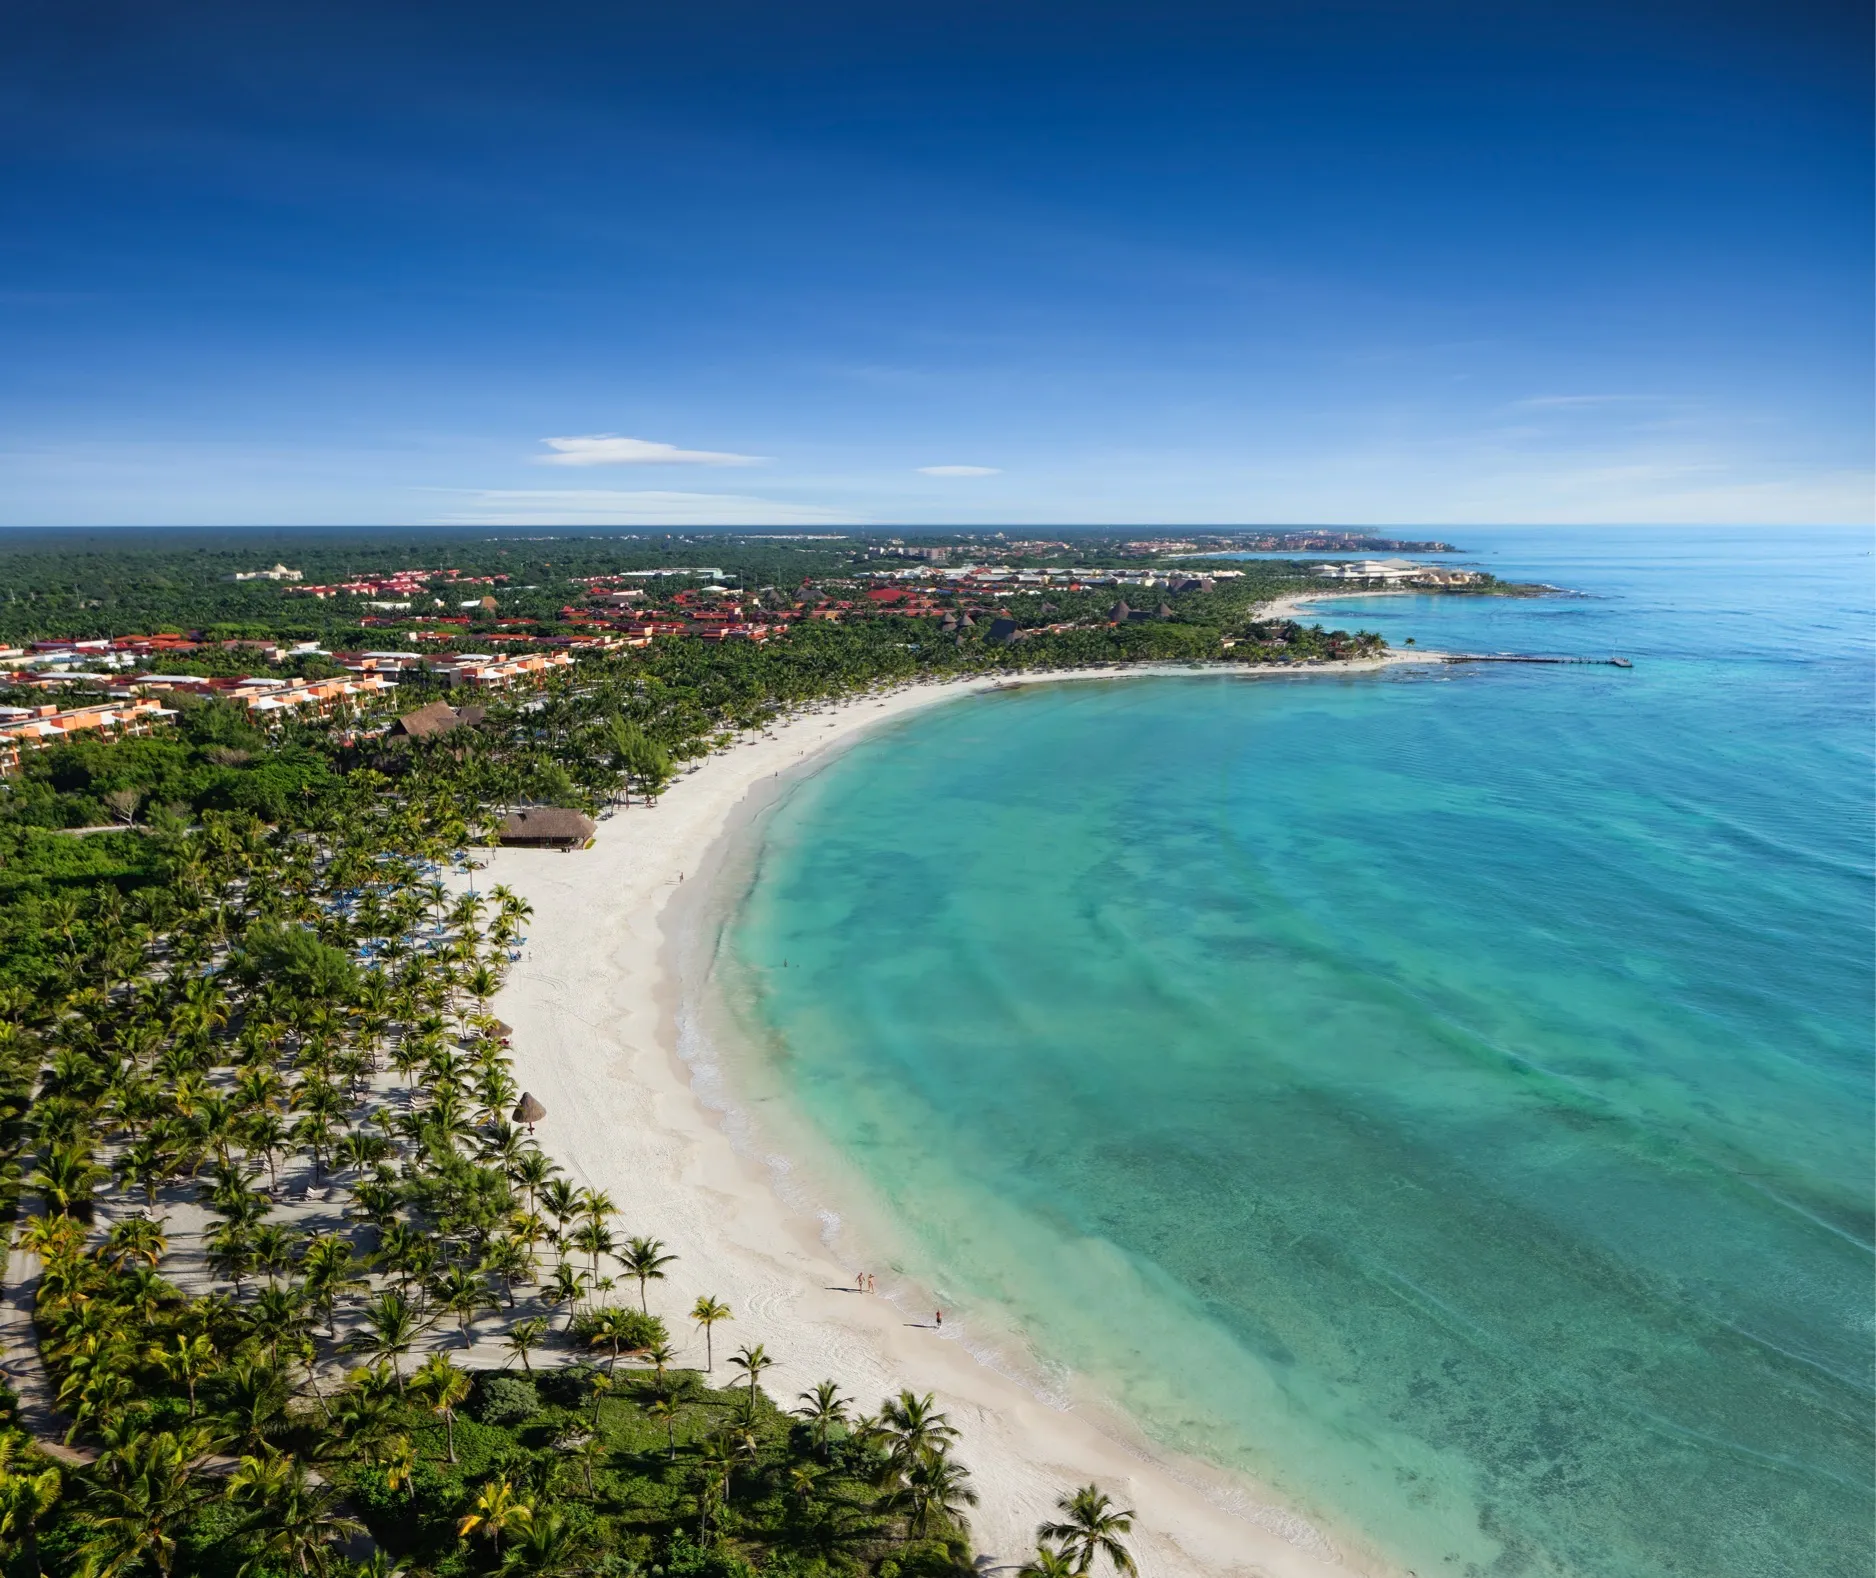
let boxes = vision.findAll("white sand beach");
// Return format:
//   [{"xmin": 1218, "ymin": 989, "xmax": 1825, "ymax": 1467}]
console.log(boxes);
[
  {"xmin": 1255, "ymin": 588, "xmax": 1420, "ymax": 623},
  {"xmin": 481, "ymin": 664, "xmax": 1416, "ymax": 1578}
]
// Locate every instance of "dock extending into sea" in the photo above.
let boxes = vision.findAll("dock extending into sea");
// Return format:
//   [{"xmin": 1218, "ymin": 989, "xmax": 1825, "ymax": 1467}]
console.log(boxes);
[{"xmin": 1440, "ymin": 653, "xmax": 1633, "ymax": 668}]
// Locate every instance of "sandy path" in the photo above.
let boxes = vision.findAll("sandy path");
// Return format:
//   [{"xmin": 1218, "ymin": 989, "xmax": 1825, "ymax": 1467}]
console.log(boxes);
[{"xmin": 484, "ymin": 665, "xmax": 1409, "ymax": 1578}]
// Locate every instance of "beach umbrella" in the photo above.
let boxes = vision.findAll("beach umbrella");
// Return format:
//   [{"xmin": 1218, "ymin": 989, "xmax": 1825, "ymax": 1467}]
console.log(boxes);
[{"xmin": 513, "ymin": 1093, "xmax": 546, "ymax": 1131}]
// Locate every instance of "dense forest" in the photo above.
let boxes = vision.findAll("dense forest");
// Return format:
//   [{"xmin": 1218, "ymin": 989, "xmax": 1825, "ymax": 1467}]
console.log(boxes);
[
  {"xmin": 0, "ymin": 530, "xmax": 1391, "ymax": 1578},
  {"xmin": 0, "ymin": 527, "xmax": 1414, "ymax": 646}
]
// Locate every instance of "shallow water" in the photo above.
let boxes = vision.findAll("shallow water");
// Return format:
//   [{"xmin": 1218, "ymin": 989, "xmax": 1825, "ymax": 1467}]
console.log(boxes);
[{"xmin": 716, "ymin": 527, "xmax": 1875, "ymax": 1578}]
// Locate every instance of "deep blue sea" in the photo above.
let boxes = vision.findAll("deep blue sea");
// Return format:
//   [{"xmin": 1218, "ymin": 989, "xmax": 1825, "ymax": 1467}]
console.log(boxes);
[{"xmin": 714, "ymin": 527, "xmax": 1875, "ymax": 1578}]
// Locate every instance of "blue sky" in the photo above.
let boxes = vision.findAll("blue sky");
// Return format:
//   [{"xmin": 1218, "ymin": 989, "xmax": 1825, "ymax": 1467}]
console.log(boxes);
[{"xmin": 2, "ymin": 0, "xmax": 1869, "ymax": 526}]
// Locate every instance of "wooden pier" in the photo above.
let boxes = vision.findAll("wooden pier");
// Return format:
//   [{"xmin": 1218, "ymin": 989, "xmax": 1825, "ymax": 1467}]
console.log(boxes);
[{"xmin": 1440, "ymin": 653, "xmax": 1632, "ymax": 668}]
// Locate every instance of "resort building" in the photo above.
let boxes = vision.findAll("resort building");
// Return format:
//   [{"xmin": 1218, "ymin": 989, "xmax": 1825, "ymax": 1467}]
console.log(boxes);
[
  {"xmin": 132, "ymin": 672, "xmax": 396, "ymax": 718},
  {"xmin": 426, "ymin": 650, "xmax": 574, "ymax": 687},
  {"xmin": 1313, "ymin": 559, "xmax": 1485, "ymax": 586},
  {"xmin": 0, "ymin": 697, "xmax": 174, "ymax": 775}
]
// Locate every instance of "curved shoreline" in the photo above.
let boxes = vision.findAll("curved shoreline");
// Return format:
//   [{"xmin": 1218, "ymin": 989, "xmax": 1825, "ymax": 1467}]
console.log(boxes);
[{"xmin": 484, "ymin": 663, "xmax": 1423, "ymax": 1576}]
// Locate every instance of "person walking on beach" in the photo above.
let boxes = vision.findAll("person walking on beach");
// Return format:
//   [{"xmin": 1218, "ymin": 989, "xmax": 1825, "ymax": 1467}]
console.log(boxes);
[
  {"xmin": 857, "ymin": 1271, "xmax": 866, "ymax": 1293},
  {"xmin": 935, "ymin": 1309, "xmax": 943, "ymax": 1329},
  {"xmin": 866, "ymin": 1273, "xmax": 876, "ymax": 1294}
]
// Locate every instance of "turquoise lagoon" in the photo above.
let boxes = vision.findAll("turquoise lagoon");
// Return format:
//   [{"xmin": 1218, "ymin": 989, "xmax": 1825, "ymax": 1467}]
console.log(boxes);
[{"xmin": 706, "ymin": 529, "xmax": 1874, "ymax": 1577}]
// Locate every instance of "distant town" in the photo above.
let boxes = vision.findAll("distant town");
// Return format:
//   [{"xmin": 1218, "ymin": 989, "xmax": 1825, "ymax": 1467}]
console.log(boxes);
[{"xmin": 0, "ymin": 528, "xmax": 1503, "ymax": 772}]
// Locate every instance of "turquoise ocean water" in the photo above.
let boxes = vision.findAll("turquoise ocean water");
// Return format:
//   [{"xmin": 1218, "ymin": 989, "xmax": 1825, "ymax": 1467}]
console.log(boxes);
[{"xmin": 710, "ymin": 528, "xmax": 1874, "ymax": 1578}]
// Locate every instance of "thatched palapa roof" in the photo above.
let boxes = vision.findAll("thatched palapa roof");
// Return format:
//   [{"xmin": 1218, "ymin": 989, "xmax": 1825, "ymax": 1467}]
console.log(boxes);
[
  {"xmin": 497, "ymin": 807, "xmax": 597, "ymax": 847},
  {"xmin": 391, "ymin": 700, "xmax": 488, "ymax": 739},
  {"xmin": 513, "ymin": 1092, "xmax": 546, "ymax": 1126}
]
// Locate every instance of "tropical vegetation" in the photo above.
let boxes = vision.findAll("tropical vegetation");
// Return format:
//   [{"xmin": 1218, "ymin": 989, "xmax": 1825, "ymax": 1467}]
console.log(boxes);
[{"xmin": 0, "ymin": 529, "xmax": 1383, "ymax": 1575}]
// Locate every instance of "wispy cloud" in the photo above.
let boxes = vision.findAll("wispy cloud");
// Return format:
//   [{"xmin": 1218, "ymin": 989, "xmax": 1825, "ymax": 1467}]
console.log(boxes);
[
  {"xmin": 434, "ymin": 489, "xmax": 855, "ymax": 526},
  {"xmin": 536, "ymin": 435, "xmax": 766, "ymax": 467},
  {"xmin": 917, "ymin": 464, "xmax": 1001, "ymax": 477},
  {"xmin": 1511, "ymin": 394, "xmax": 1655, "ymax": 410}
]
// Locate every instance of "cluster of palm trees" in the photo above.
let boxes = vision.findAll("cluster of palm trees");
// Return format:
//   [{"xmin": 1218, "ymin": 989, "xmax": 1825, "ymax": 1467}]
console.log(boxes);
[
  {"xmin": 0, "ymin": 764, "xmax": 993, "ymax": 1572},
  {"xmin": 1, "ymin": 768, "xmax": 715, "ymax": 1567},
  {"xmin": 0, "ymin": 628, "xmax": 1159, "ymax": 1575}
]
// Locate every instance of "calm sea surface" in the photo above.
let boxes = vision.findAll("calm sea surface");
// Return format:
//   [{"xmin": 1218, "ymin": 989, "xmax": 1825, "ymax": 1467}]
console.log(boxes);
[{"xmin": 713, "ymin": 527, "xmax": 1875, "ymax": 1577}]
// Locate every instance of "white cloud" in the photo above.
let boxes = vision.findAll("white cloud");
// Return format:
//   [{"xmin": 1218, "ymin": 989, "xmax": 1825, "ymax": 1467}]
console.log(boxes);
[
  {"xmin": 434, "ymin": 489, "xmax": 856, "ymax": 527},
  {"xmin": 536, "ymin": 435, "xmax": 766, "ymax": 467},
  {"xmin": 917, "ymin": 464, "xmax": 1002, "ymax": 477},
  {"xmin": 1511, "ymin": 394, "xmax": 1654, "ymax": 410}
]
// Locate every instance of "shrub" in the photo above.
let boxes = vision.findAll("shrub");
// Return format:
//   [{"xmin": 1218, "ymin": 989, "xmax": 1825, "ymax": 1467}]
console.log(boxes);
[
  {"xmin": 569, "ymin": 1306, "xmax": 668, "ymax": 1356},
  {"xmin": 475, "ymin": 1373, "xmax": 539, "ymax": 1426},
  {"xmin": 538, "ymin": 1361, "xmax": 600, "ymax": 1408}
]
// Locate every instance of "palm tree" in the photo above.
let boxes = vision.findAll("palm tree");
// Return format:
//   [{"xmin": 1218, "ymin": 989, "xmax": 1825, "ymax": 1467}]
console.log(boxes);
[
  {"xmin": 148, "ymin": 1332, "xmax": 219, "ymax": 1416},
  {"xmin": 538, "ymin": 1179, "xmax": 579, "ymax": 1245},
  {"xmin": 103, "ymin": 1216, "xmax": 168, "ymax": 1271},
  {"xmin": 226, "ymin": 1452, "xmax": 364, "ymax": 1578},
  {"xmin": 481, "ymin": 1235, "xmax": 535, "ymax": 1308},
  {"xmin": 0, "ymin": 1436, "xmax": 61, "ymax": 1578},
  {"xmin": 458, "ymin": 1477, "xmax": 533, "ymax": 1556},
  {"xmin": 726, "ymin": 1342, "xmax": 773, "ymax": 1405},
  {"xmin": 76, "ymin": 1427, "xmax": 216, "ymax": 1578},
  {"xmin": 249, "ymin": 1223, "xmax": 303, "ymax": 1288},
  {"xmin": 299, "ymin": 1235, "xmax": 368, "ymax": 1339},
  {"xmin": 434, "ymin": 1266, "xmax": 491, "ymax": 1347},
  {"xmin": 215, "ymin": 1359, "xmax": 293, "ymax": 1455},
  {"xmin": 410, "ymin": 1353, "xmax": 471, "ymax": 1463},
  {"xmin": 1018, "ymin": 1548, "xmax": 1081, "ymax": 1578},
  {"xmin": 240, "ymin": 1110, "xmax": 292, "ymax": 1189},
  {"xmin": 619, "ymin": 1235, "xmax": 675, "ymax": 1314},
  {"xmin": 879, "ymin": 1390, "xmax": 959, "ymax": 1473},
  {"xmin": 380, "ymin": 1435, "xmax": 417, "ymax": 1503},
  {"xmin": 353, "ymin": 1290, "xmax": 423, "ymax": 1383},
  {"xmin": 543, "ymin": 1261, "xmax": 589, "ymax": 1330},
  {"xmin": 641, "ymin": 1340, "xmax": 675, "ymax": 1395},
  {"xmin": 32, "ymin": 1143, "xmax": 108, "ymax": 1218},
  {"xmin": 508, "ymin": 1148, "xmax": 557, "ymax": 1215},
  {"xmin": 497, "ymin": 1507, "xmax": 589, "ymax": 1577},
  {"xmin": 645, "ymin": 1394, "xmax": 680, "ymax": 1460},
  {"xmin": 246, "ymin": 1285, "xmax": 309, "ymax": 1368},
  {"xmin": 793, "ymin": 1380, "xmax": 848, "ymax": 1459},
  {"xmin": 463, "ymin": 963, "xmax": 502, "ymax": 1021},
  {"xmin": 585, "ymin": 1371, "xmax": 612, "ymax": 1428},
  {"xmin": 575, "ymin": 1187, "xmax": 616, "ymax": 1228},
  {"xmin": 689, "ymin": 1294, "xmax": 731, "ymax": 1371},
  {"xmin": 693, "ymin": 1434, "xmax": 735, "ymax": 1543},
  {"xmin": 584, "ymin": 1307, "xmax": 641, "ymax": 1375},
  {"xmin": 504, "ymin": 1316, "xmax": 549, "ymax": 1373},
  {"xmin": 1038, "ymin": 1485, "xmax": 1138, "ymax": 1576},
  {"xmin": 902, "ymin": 1451, "xmax": 978, "ymax": 1537},
  {"xmin": 567, "ymin": 1220, "xmax": 614, "ymax": 1282},
  {"xmin": 333, "ymin": 1368, "xmax": 402, "ymax": 1457},
  {"xmin": 205, "ymin": 1223, "xmax": 256, "ymax": 1292}
]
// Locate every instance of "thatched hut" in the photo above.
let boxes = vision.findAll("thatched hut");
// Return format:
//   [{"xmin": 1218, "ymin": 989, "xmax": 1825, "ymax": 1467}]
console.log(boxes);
[
  {"xmin": 497, "ymin": 808, "xmax": 596, "ymax": 849},
  {"xmin": 513, "ymin": 1092, "xmax": 546, "ymax": 1130},
  {"xmin": 390, "ymin": 700, "xmax": 487, "ymax": 739}
]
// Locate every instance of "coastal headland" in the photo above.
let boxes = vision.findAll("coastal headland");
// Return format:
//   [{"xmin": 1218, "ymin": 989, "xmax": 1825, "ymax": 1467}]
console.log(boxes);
[{"xmin": 479, "ymin": 661, "xmax": 1427, "ymax": 1578}]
